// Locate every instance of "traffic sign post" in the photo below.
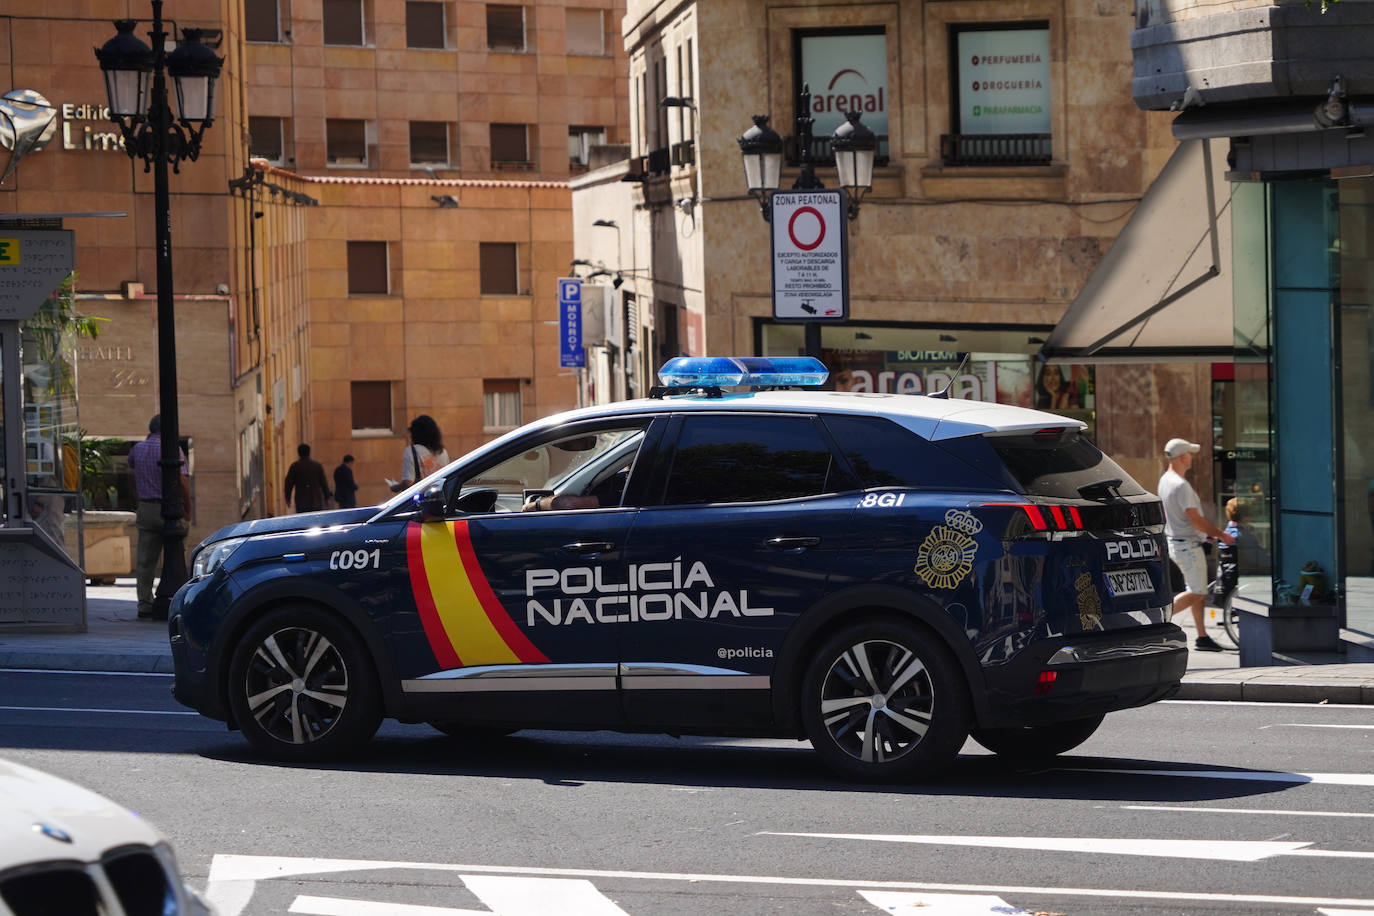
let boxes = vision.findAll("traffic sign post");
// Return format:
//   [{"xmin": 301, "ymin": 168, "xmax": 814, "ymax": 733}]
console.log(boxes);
[
  {"xmin": 557, "ymin": 277, "xmax": 585, "ymax": 369},
  {"xmin": 770, "ymin": 189, "xmax": 848, "ymax": 322}
]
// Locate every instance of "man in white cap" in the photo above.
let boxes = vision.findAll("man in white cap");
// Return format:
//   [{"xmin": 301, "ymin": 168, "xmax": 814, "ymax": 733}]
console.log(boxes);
[{"xmin": 1159, "ymin": 438, "xmax": 1235, "ymax": 651}]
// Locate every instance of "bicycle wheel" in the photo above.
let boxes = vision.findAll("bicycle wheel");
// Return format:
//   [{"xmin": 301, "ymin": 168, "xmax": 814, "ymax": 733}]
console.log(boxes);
[{"xmin": 1220, "ymin": 590, "xmax": 1240, "ymax": 647}]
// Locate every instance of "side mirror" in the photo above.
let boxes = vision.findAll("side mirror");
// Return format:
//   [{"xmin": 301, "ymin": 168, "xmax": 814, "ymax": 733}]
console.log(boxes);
[
  {"xmin": 412, "ymin": 484, "xmax": 446, "ymax": 522},
  {"xmin": 453, "ymin": 487, "xmax": 499, "ymax": 515}
]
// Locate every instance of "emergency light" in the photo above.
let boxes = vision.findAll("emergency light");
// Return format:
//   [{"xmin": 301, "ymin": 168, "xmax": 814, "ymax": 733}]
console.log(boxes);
[{"xmin": 656, "ymin": 356, "xmax": 829, "ymax": 389}]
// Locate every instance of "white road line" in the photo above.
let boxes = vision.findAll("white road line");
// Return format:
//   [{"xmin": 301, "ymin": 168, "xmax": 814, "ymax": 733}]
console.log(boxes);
[
  {"xmin": 0, "ymin": 668, "xmax": 174, "ymax": 677},
  {"xmin": 290, "ymin": 896, "xmax": 486, "ymax": 916},
  {"xmin": 462, "ymin": 875, "xmax": 630, "ymax": 915},
  {"xmin": 1058, "ymin": 767, "xmax": 1374, "ymax": 786},
  {"xmin": 761, "ymin": 832, "xmax": 1309, "ymax": 862},
  {"xmin": 205, "ymin": 854, "xmax": 1374, "ymax": 909},
  {"xmin": 858, "ymin": 891, "xmax": 1029, "ymax": 914},
  {"xmin": 1317, "ymin": 909, "xmax": 1374, "ymax": 915},
  {"xmin": 1165, "ymin": 708, "xmax": 1374, "ymax": 714},
  {"xmin": 0, "ymin": 705, "xmax": 199, "ymax": 716},
  {"xmin": 1124, "ymin": 805, "xmax": 1374, "ymax": 819}
]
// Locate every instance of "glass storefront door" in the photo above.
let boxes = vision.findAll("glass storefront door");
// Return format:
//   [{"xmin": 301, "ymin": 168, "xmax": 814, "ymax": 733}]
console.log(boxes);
[{"xmin": 1338, "ymin": 176, "xmax": 1374, "ymax": 636}]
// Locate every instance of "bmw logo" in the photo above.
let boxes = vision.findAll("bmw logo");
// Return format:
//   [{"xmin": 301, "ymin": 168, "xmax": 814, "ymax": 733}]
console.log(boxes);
[{"xmin": 33, "ymin": 823, "xmax": 72, "ymax": 843}]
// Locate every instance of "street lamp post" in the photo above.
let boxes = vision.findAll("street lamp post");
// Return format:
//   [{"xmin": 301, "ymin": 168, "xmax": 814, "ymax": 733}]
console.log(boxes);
[
  {"xmin": 96, "ymin": 3, "xmax": 223, "ymax": 617},
  {"xmin": 738, "ymin": 85, "xmax": 876, "ymax": 360}
]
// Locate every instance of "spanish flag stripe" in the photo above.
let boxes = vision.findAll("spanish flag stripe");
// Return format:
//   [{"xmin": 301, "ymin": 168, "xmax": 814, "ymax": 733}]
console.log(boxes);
[
  {"xmin": 422, "ymin": 521, "xmax": 522, "ymax": 666},
  {"xmin": 406, "ymin": 522, "xmax": 462, "ymax": 669},
  {"xmin": 452, "ymin": 521, "xmax": 549, "ymax": 664}
]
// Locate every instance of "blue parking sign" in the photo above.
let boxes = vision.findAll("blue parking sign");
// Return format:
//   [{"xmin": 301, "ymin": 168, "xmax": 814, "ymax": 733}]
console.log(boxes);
[{"xmin": 558, "ymin": 277, "xmax": 584, "ymax": 369}]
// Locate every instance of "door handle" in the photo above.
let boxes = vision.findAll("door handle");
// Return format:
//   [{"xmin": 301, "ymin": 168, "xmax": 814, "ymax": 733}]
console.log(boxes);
[
  {"xmin": 764, "ymin": 536, "xmax": 820, "ymax": 551},
  {"xmin": 563, "ymin": 541, "xmax": 616, "ymax": 555}
]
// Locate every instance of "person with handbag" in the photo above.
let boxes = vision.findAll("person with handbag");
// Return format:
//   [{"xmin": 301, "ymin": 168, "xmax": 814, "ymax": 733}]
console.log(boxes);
[{"xmin": 390, "ymin": 414, "xmax": 450, "ymax": 492}]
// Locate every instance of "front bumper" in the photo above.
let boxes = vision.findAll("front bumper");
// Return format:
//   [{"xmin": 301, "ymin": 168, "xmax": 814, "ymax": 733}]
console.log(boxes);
[{"xmin": 978, "ymin": 620, "xmax": 1188, "ymax": 728}]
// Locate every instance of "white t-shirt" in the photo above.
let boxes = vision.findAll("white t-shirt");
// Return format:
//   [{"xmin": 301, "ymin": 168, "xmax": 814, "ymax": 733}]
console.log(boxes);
[
  {"xmin": 403, "ymin": 443, "xmax": 450, "ymax": 482},
  {"xmin": 1158, "ymin": 468, "xmax": 1202, "ymax": 542}
]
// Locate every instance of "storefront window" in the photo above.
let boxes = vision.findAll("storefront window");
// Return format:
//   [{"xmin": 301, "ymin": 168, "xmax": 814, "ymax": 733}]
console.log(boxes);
[
  {"xmin": 1338, "ymin": 176, "xmax": 1374, "ymax": 636},
  {"xmin": 21, "ymin": 321, "xmax": 80, "ymax": 557},
  {"xmin": 758, "ymin": 321, "xmax": 1095, "ymax": 436}
]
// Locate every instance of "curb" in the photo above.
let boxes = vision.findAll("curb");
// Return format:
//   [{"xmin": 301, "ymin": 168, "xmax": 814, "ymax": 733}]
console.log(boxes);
[
  {"xmin": 1177, "ymin": 673, "xmax": 1374, "ymax": 705},
  {"xmin": 0, "ymin": 651, "xmax": 174, "ymax": 674}
]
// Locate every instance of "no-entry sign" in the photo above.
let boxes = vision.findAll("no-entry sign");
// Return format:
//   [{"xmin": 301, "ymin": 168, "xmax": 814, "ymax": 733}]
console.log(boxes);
[{"xmin": 771, "ymin": 189, "xmax": 848, "ymax": 321}]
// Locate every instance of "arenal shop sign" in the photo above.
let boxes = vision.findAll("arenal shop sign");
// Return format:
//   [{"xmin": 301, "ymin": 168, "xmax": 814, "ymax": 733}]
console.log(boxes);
[{"xmin": 798, "ymin": 33, "xmax": 888, "ymax": 141}]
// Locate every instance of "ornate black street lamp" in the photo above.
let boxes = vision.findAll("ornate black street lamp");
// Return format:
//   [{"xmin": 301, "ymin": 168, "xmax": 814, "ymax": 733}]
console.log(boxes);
[
  {"xmin": 738, "ymin": 86, "xmax": 876, "ymax": 359},
  {"xmin": 96, "ymin": 2, "xmax": 223, "ymax": 617}
]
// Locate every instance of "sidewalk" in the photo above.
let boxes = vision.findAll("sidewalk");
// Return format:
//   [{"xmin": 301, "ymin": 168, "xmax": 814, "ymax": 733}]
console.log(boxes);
[{"xmin": 2, "ymin": 580, "xmax": 1373, "ymax": 704}]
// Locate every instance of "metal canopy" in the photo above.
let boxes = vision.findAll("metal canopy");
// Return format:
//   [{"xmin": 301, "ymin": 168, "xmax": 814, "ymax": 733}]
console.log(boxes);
[{"xmin": 1040, "ymin": 139, "xmax": 1233, "ymax": 364}]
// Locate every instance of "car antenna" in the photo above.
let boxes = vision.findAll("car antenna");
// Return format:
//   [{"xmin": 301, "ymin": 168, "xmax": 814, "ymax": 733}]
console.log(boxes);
[{"xmin": 927, "ymin": 352, "xmax": 970, "ymax": 399}]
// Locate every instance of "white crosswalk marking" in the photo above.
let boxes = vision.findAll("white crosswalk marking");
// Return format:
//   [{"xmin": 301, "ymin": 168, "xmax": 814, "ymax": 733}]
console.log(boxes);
[
  {"xmin": 462, "ymin": 875, "xmax": 630, "ymax": 915},
  {"xmin": 764, "ymin": 831, "xmax": 1312, "ymax": 861},
  {"xmin": 859, "ymin": 890, "xmax": 1031, "ymax": 914},
  {"xmin": 290, "ymin": 895, "xmax": 487, "ymax": 915},
  {"xmin": 287, "ymin": 876, "xmax": 629, "ymax": 916}
]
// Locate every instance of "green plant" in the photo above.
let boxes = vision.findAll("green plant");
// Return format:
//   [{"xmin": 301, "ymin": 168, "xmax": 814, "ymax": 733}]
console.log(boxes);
[
  {"xmin": 21, "ymin": 272, "xmax": 107, "ymax": 396},
  {"xmin": 64, "ymin": 428, "xmax": 123, "ymax": 508}
]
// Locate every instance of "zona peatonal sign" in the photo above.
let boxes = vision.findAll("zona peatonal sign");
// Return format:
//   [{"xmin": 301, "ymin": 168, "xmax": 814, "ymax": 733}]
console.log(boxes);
[{"xmin": 770, "ymin": 189, "xmax": 848, "ymax": 321}]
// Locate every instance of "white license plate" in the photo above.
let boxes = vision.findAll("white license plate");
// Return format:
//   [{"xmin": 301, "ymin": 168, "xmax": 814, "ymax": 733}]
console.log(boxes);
[{"xmin": 1105, "ymin": 568, "xmax": 1153, "ymax": 597}]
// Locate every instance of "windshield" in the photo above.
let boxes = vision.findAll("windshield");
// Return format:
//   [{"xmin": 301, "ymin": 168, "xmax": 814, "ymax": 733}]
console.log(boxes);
[{"xmin": 987, "ymin": 430, "xmax": 1146, "ymax": 499}]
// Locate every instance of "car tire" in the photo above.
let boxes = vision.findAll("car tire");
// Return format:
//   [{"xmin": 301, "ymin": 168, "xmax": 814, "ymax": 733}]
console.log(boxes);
[
  {"xmin": 227, "ymin": 603, "xmax": 382, "ymax": 761},
  {"xmin": 970, "ymin": 713, "xmax": 1105, "ymax": 759},
  {"xmin": 800, "ymin": 619, "xmax": 970, "ymax": 782}
]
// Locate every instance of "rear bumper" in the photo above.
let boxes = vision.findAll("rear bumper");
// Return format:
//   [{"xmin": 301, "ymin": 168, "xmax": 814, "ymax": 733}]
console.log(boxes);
[{"xmin": 978, "ymin": 620, "xmax": 1188, "ymax": 728}]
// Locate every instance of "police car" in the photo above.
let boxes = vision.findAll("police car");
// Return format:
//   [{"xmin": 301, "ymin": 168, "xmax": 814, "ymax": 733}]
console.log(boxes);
[{"xmin": 170, "ymin": 356, "xmax": 1186, "ymax": 781}]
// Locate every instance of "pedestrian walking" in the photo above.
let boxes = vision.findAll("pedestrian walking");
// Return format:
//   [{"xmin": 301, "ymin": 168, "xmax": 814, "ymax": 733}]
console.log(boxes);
[
  {"xmin": 333, "ymin": 454, "xmax": 359, "ymax": 509},
  {"xmin": 284, "ymin": 443, "xmax": 332, "ymax": 512},
  {"xmin": 1158, "ymin": 437, "xmax": 1235, "ymax": 652},
  {"xmin": 389, "ymin": 415, "xmax": 449, "ymax": 492},
  {"xmin": 126, "ymin": 415, "xmax": 191, "ymax": 620}
]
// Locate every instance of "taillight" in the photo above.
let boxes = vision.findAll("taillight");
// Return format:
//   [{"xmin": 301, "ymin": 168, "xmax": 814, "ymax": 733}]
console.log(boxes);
[
  {"xmin": 984, "ymin": 502, "xmax": 1084, "ymax": 532},
  {"xmin": 1034, "ymin": 670, "xmax": 1058, "ymax": 695}
]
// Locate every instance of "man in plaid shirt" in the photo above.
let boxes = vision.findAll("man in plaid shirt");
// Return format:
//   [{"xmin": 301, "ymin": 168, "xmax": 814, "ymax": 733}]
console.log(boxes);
[{"xmin": 126, "ymin": 415, "xmax": 191, "ymax": 620}]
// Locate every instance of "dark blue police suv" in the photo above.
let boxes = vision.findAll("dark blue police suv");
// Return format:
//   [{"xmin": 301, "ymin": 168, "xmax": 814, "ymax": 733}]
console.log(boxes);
[{"xmin": 170, "ymin": 357, "xmax": 1186, "ymax": 781}]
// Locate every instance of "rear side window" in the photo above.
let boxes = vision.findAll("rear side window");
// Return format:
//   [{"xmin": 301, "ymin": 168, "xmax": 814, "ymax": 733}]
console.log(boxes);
[
  {"xmin": 987, "ymin": 431, "xmax": 1146, "ymax": 499},
  {"xmin": 823, "ymin": 414, "xmax": 1000, "ymax": 490},
  {"xmin": 662, "ymin": 414, "xmax": 844, "ymax": 505}
]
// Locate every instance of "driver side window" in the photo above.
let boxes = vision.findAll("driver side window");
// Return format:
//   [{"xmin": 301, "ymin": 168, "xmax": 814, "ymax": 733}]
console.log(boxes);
[{"xmin": 451, "ymin": 424, "xmax": 649, "ymax": 513}]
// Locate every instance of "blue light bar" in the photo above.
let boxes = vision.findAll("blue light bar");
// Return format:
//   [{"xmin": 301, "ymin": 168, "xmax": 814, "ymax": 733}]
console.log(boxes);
[{"xmin": 656, "ymin": 356, "xmax": 829, "ymax": 389}]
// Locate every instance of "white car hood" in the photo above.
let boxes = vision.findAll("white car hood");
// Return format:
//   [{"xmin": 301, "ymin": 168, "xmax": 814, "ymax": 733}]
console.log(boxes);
[{"xmin": 0, "ymin": 758, "xmax": 164, "ymax": 866}]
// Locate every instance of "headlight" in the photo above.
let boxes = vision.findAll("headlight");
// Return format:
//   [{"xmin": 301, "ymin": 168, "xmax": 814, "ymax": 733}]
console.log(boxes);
[{"xmin": 191, "ymin": 537, "xmax": 247, "ymax": 579}]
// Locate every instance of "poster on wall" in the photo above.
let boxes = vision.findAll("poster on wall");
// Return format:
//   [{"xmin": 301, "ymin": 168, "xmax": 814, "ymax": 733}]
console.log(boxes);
[
  {"xmin": 822, "ymin": 349, "xmax": 1035, "ymax": 406},
  {"xmin": 798, "ymin": 31, "xmax": 888, "ymax": 145},
  {"xmin": 955, "ymin": 27, "xmax": 1051, "ymax": 136}
]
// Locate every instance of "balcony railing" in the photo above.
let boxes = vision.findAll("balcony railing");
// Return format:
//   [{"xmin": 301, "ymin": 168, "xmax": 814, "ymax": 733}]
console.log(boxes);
[
  {"xmin": 787, "ymin": 135, "xmax": 890, "ymax": 168},
  {"xmin": 939, "ymin": 133, "xmax": 1051, "ymax": 166}
]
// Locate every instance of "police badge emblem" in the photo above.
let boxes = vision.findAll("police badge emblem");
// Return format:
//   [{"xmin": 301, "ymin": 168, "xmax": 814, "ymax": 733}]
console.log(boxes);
[{"xmin": 914, "ymin": 509, "xmax": 982, "ymax": 589}]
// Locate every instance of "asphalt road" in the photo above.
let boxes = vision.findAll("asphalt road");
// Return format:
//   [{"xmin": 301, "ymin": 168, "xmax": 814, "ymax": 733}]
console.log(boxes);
[{"xmin": 2, "ymin": 669, "xmax": 1372, "ymax": 915}]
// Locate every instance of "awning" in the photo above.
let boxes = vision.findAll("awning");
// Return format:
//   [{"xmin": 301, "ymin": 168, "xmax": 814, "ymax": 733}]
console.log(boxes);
[{"xmin": 1040, "ymin": 138, "xmax": 1233, "ymax": 364}]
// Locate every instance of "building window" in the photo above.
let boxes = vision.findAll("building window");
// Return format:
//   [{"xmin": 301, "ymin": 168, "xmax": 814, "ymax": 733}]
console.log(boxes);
[
  {"xmin": 486, "ymin": 5, "xmax": 526, "ymax": 51},
  {"xmin": 568, "ymin": 125, "xmax": 605, "ymax": 168},
  {"xmin": 409, "ymin": 121, "xmax": 450, "ymax": 166},
  {"xmin": 406, "ymin": 1, "xmax": 446, "ymax": 48},
  {"xmin": 248, "ymin": 116, "xmax": 284, "ymax": 162},
  {"xmin": 483, "ymin": 379, "xmax": 522, "ymax": 429},
  {"xmin": 351, "ymin": 381, "xmax": 393, "ymax": 431},
  {"xmin": 327, "ymin": 118, "xmax": 368, "ymax": 165},
  {"xmin": 479, "ymin": 242, "xmax": 519, "ymax": 295},
  {"xmin": 244, "ymin": 0, "xmax": 280, "ymax": 42},
  {"xmin": 490, "ymin": 123, "xmax": 529, "ymax": 167},
  {"xmin": 565, "ymin": 8, "xmax": 604, "ymax": 55},
  {"xmin": 347, "ymin": 241, "xmax": 389, "ymax": 294},
  {"xmin": 323, "ymin": 0, "xmax": 365, "ymax": 45},
  {"xmin": 945, "ymin": 22, "xmax": 1051, "ymax": 166},
  {"xmin": 794, "ymin": 28, "xmax": 889, "ymax": 165}
]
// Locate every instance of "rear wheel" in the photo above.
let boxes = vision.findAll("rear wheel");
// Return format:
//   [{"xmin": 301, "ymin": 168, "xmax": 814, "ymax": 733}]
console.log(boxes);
[
  {"xmin": 228, "ymin": 604, "xmax": 382, "ymax": 761},
  {"xmin": 970, "ymin": 713, "xmax": 1105, "ymax": 758},
  {"xmin": 800, "ymin": 619, "xmax": 970, "ymax": 782}
]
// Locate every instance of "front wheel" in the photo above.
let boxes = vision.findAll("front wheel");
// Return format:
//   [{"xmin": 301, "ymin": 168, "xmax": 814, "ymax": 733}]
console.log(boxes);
[
  {"xmin": 227, "ymin": 604, "xmax": 382, "ymax": 761},
  {"xmin": 970, "ymin": 713, "xmax": 1105, "ymax": 758},
  {"xmin": 800, "ymin": 619, "xmax": 970, "ymax": 782}
]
